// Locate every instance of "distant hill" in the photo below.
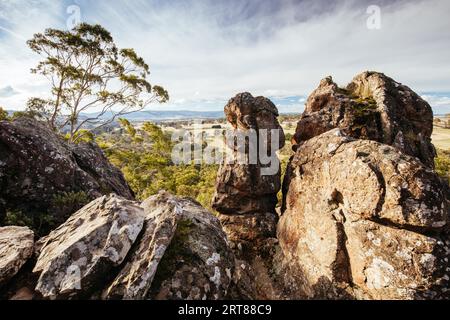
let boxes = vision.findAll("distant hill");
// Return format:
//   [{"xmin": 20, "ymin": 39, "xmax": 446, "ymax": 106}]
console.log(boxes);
[
  {"xmin": 80, "ymin": 110, "xmax": 225, "ymax": 122},
  {"xmin": 4, "ymin": 109, "xmax": 302, "ymax": 124}
]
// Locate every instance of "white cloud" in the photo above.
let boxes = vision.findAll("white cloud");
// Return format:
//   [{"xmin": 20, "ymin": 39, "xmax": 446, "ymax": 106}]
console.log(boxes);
[
  {"xmin": 0, "ymin": 0, "xmax": 450, "ymax": 113},
  {"xmin": 0, "ymin": 85, "xmax": 19, "ymax": 97}
]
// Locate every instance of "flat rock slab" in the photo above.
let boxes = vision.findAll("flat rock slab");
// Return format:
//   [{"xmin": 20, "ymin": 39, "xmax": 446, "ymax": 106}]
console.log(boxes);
[
  {"xmin": 0, "ymin": 226, "xmax": 34, "ymax": 287},
  {"xmin": 104, "ymin": 191, "xmax": 235, "ymax": 300},
  {"xmin": 33, "ymin": 194, "xmax": 144, "ymax": 299}
]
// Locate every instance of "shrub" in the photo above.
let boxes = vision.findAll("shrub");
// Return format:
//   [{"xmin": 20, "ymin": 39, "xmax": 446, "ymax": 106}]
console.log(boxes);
[{"xmin": 435, "ymin": 149, "xmax": 450, "ymax": 183}]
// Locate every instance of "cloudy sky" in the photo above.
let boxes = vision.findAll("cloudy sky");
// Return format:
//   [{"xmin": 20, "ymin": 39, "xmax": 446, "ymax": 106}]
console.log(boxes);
[{"xmin": 0, "ymin": 0, "xmax": 449, "ymax": 114}]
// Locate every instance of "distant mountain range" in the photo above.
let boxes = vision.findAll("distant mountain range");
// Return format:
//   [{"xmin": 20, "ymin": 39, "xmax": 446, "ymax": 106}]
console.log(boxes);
[
  {"xmin": 82, "ymin": 110, "xmax": 228, "ymax": 121},
  {"xmin": 6, "ymin": 110, "xmax": 226, "ymax": 122}
]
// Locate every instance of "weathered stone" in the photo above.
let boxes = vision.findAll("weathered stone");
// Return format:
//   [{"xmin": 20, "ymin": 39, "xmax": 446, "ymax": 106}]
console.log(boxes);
[
  {"xmin": 344, "ymin": 219, "xmax": 449, "ymax": 300},
  {"xmin": 0, "ymin": 227, "xmax": 34, "ymax": 287},
  {"xmin": 293, "ymin": 72, "xmax": 436, "ymax": 167},
  {"xmin": 218, "ymin": 213, "xmax": 278, "ymax": 244},
  {"xmin": 137, "ymin": 192, "xmax": 235, "ymax": 300},
  {"xmin": 33, "ymin": 194, "xmax": 144, "ymax": 299},
  {"xmin": 279, "ymin": 129, "xmax": 449, "ymax": 299},
  {"xmin": 212, "ymin": 93, "xmax": 285, "ymax": 247},
  {"xmin": 103, "ymin": 192, "xmax": 178, "ymax": 300},
  {"xmin": 0, "ymin": 117, "xmax": 134, "ymax": 233}
]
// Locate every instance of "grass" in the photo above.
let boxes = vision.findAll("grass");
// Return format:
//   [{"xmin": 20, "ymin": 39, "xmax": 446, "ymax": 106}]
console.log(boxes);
[{"xmin": 432, "ymin": 126, "xmax": 450, "ymax": 150}]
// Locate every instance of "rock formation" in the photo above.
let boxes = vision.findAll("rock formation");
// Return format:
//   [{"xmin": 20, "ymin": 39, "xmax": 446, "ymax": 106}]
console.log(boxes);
[
  {"xmin": 0, "ymin": 227, "xmax": 34, "ymax": 287},
  {"xmin": 279, "ymin": 129, "xmax": 449, "ymax": 299},
  {"xmin": 0, "ymin": 117, "xmax": 134, "ymax": 233},
  {"xmin": 105, "ymin": 191, "xmax": 234, "ymax": 300},
  {"xmin": 0, "ymin": 72, "xmax": 448, "ymax": 301},
  {"xmin": 278, "ymin": 72, "xmax": 449, "ymax": 299},
  {"xmin": 212, "ymin": 93, "xmax": 285, "ymax": 248},
  {"xmin": 33, "ymin": 195, "xmax": 144, "ymax": 299},
  {"xmin": 293, "ymin": 72, "xmax": 436, "ymax": 167},
  {"xmin": 0, "ymin": 192, "xmax": 234, "ymax": 300}
]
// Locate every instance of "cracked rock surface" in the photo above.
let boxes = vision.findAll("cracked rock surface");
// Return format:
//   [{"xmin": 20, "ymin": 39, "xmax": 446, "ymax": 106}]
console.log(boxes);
[
  {"xmin": 279, "ymin": 129, "xmax": 449, "ymax": 299},
  {"xmin": 105, "ymin": 191, "xmax": 234, "ymax": 300},
  {"xmin": 33, "ymin": 194, "xmax": 145, "ymax": 299},
  {"xmin": 0, "ymin": 118, "xmax": 134, "ymax": 234},
  {"xmin": 0, "ymin": 226, "xmax": 34, "ymax": 286},
  {"xmin": 212, "ymin": 92, "xmax": 285, "ymax": 248},
  {"xmin": 1, "ymin": 192, "xmax": 235, "ymax": 300},
  {"xmin": 293, "ymin": 72, "xmax": 436, "ymax": 168}
]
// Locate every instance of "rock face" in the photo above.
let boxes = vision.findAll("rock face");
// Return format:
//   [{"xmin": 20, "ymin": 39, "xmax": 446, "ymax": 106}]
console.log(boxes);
[
  {"xmin": 0, "ymin": 192, "xmax": 235, "ymax": 300},
  {"xmin": 1, "ymin": 73, "xmax": 448, "ymax": 301},
  {"xmin": 0, "ymin": 227, "xmax": 34, "ymax": 286},
  {"xmin": 279, "ymin": 129, "xmax": 449, "ymax": 299},
  {"xmin": 293, "ymin": 72, "xmax": 436, "ymax": 167},
  {"xmin": 212, "ymin": 93, "xmax": 285, "ymax": 247},
  {"xmin": 105, "ymin": 191, "xmax": 234, "ymax": 300},
  {"xmin": 33, "ymin": 194, "xmax": 144, "ymax": 299},
  {"xmin": 0, "ymin": 117, "xmax": 134, "ymax": 232}
]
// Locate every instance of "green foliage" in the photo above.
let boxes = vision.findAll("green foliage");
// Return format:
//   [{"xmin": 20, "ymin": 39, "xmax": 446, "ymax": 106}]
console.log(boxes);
[
  {"xmin": 118, "ymin": 118, "xmax": 137, "ymax": 138},
  {"xmin": 4, "ymin": 210, "xmax": 34, "ymax": 228},
  {"xmin": 435, "ymin": 149, "xmax": 450, "ymax": 183},
  {"xmin": 52, "ymin": 191, "xmax": 90, "ymax": 211},
  {"xmin": 100, "ymin": 123, "xmax": 218, "ymax": 210},
  {"xmin": 277, "ymin": 156, "xmax": 290, "ymax": 207},
  {"xmin": 142, "ymin": 122, "xmax": 173, "ymax": 154},
  {"xmin": 352, "ymin": 96, "xmax": 377, "ymax": 116},
  {"xmin": 10, "ymin": 110, "xmax": 41, "ymax": 120},
  {"xmin": 0, "ymin": 107, "xmax": 8, "ymax": 121},
  {"xmin": 27, "ymin": 23, "xmax": 168, "ymax": 143},
  {"xmin": 285, "ymin": 132, "xmax": 293, "ymax": 142},
  {"xmin": 64, "ymin": 129, "xmax": 94, "ymax": 143},
  {"xmin": 4, "ymin": 192, "xmax": 90, "ymax": 236},
  {"xmin": 3, "ymin": 209, "xmax": 55, "ymax": 237}
]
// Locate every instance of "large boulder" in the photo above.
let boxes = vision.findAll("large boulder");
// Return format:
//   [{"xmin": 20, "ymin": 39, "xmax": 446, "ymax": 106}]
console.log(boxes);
[
  {"xmin": 0, "ymin": 192, "xmax": 235, "ymax": 300},
  {"xmin": 212, "ymin": 93, "xmax": 285, "ymax": 247},
  {"xmin": 0, "ymin": 117, "xmax": 134, "ymax": 233},
  {"xmin": 0, "ymin": 227, "xmax": 34, "ymax": 287},
  {"xmin": 104, "ymin": 191, "xmax": 235, "ymax": 300},
  {"xmin": 292, "ymin": 72, "xmax": 436, "ymax": 167},
  {"xmin": 33, "ymin": 194, "xmax": 144, "ymax": 299},
  {"xmin": 279, "ymin": 129, "xmax": 449, "ymax": 299}
]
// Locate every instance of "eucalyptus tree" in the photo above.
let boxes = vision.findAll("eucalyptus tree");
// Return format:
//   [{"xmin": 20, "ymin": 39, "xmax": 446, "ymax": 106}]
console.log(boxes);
[{"xmin": 27, "ymin": 23, "xmax": 168, "ymax": 143}]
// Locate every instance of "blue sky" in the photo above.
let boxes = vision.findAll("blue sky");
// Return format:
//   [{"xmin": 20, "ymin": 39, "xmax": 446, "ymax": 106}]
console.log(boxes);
[{"xmin": 1, "ymin": 0, "xmax": 450, "ymax": 114}]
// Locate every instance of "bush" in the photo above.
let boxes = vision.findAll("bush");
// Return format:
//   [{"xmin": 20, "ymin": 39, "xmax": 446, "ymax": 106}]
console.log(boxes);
[
  {"xmin": 435, "ymin": 149, "xmax": 450, "ymax": 183},
  {"xmin": 2, "ymin": 191, "xmax": 90, "ymax": 236},
  {"xmin": 0, "ymin": 107, "xmax": 8, "ymax": 121},
  {"xmin": 285, "ymin": 133, "xmax": 293, "ymax": 142}
]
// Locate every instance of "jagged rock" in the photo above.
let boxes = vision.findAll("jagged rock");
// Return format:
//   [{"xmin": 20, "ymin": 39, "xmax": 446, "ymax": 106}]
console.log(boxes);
[
  {"xmin": 293, "ymin": 72, "xmax": 436, "ymax": 167},
  {"xmin": 212, "ymin": 93, "xmax": 285, "ymax": 247},
  {"xmin": 102, "ymin": 192, "xmax": 178, "ymax": 300},
  {"xmin": 226, "ymin": 238, "xmax": 292, "ymax": 300},
  {"xmin": 0, "ymin": 117, "xmax": 134, "ymax": 233},
  {"xmin": 279, "ymin": 129, "xmax": 449, "ymax": 299},
  {"xmin": 135, "ymin": 192, "xmax": 234, "ymax": 300},
  {"xmin": 0, "ymin": 192, "xmax": 235, "ymax": 300},
  {"xmin": 33, "ymin": 194, "xmax": 144, "ymax": 299},
  {"xmin": 0, "ymin": 227, "xmax": 34, "ymax": 287}
]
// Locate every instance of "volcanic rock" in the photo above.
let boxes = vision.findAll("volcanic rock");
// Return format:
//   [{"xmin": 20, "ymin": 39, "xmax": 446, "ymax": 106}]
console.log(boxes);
[
  {"xmin": 212, "ymin": 93, "xmax": 285, "ymax": 247},
  {"xmin": 279, "ymin": 129, "xmax": 449, "ymax": 299},
  {"xmin": 0, "ymin": 226, "xmax": 34, "ymax": 287},
  {"xmin": 292, "ymin": 72, "xmax": 436, "ymax": 167}
]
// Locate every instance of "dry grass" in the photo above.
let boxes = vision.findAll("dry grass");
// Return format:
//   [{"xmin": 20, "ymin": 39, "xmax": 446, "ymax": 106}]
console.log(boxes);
[{"xmin": 432, "ymin": 126, "xmax": 450, "ymax": 150}]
